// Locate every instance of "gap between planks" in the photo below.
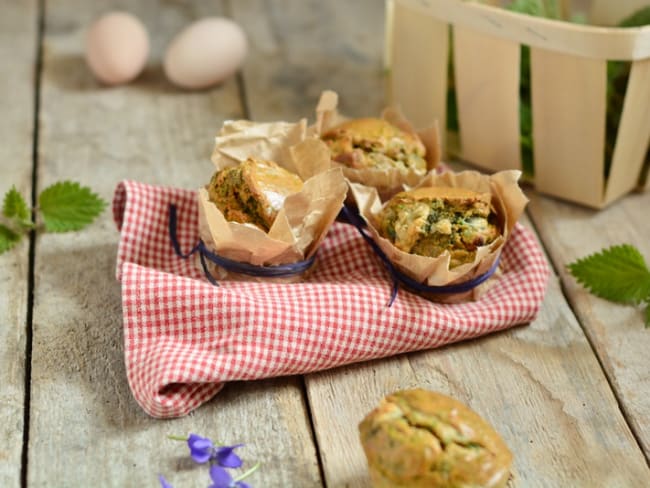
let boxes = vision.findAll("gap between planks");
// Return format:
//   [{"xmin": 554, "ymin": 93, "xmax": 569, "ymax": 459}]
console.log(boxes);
[{"xmin": 21, "ymin": 0, "xmax": 45, "ymax": 486}]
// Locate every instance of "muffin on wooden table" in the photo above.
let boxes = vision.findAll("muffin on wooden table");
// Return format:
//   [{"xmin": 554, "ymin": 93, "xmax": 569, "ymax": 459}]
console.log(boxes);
[{"xmin": 359, "ymin": 388, "xmax": 513, "ymax": 488}]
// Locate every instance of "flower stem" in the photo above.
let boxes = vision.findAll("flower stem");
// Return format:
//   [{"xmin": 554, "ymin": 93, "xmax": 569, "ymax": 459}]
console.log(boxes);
[
  {"xmin": 233, "ymin": 462, "xmax": 261, "ymax": 482},
  {"xmin": 167, "ymin": 434, "xmax": 188, "ymax": 441}
]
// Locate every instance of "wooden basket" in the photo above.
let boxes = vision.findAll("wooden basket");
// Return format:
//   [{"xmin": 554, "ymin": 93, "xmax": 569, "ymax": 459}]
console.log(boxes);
[{"xmin": 385, "ymin": 0, "xmax": 650, "ymax": 208}]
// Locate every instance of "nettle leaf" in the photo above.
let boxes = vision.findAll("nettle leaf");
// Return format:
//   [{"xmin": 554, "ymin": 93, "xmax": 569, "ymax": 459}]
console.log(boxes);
[
  {"xmin": 3, "ymin": 186, "xmax": 31, "ymax": 224},
  {"xmin": 645, "ymin": 305, "xmax": 650, "ymax": 329},
  {"xmin": 0, "ymin": 224, "xmax": 21, "ymax": 254},
  {"xmin": 38, "ymin": 181, "xmax": 107, "ymax": 233},
  {"xmin": 568, "ymin": 244, "xmax": 650, "ymax": 305}
]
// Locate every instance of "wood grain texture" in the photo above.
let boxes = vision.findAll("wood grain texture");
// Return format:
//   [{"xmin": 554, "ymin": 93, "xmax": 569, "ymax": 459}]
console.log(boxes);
[
  {"xmin": 527, "ymin": 188, "xmax": 650, "ymax": 462},
  {"xmin": 231, "ymin": 0, "xmax": 385, "ymax": 122},
  {"xmin": 29, "ymin": 1, "xmax": 321, "ymax": 486},
  {"xmin": 307, "ymin": 216, "xmax": 650, "ymax": 487},
  {"xmin": 0, "ymin": 1, "xmax": 37, "ymax": 486}
]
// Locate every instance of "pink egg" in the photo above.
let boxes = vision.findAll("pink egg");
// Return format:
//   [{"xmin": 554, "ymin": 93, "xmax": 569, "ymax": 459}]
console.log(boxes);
[
  {"xmin": 163, "ymin": 17, "xmax": 248, "ymax": 90},
  {"xmin": 85, "ymin": 12, "xmax": 149, "ymax": 86}
]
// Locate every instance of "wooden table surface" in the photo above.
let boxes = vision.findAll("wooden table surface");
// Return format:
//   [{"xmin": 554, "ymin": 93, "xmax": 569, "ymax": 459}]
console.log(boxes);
[{"xmin": 1, "ymin": 1, "xmax": 649, "ymax": 486}]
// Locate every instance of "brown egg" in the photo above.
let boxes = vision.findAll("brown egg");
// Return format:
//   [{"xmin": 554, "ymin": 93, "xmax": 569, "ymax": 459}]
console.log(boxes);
[
  {"xmin": 85, "ymin": 12, "xmax": 149, "ymax": 86},
  {"xmin": 163, "ymin": 17, "xmax": 248, "ymax": 90}
]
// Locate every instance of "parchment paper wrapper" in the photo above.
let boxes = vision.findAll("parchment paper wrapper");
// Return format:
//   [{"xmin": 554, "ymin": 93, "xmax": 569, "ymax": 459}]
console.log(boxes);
[
  {"xmin": 350, "ymin": 170, "xmax": 528, "ymax": 303},
  {"xmin": 314, "ymin": 90, "xmax": 441, "ymax": 200},
  {"xmin": 198, "ymin": 119, "xmax": 348, "ymax": 282}
]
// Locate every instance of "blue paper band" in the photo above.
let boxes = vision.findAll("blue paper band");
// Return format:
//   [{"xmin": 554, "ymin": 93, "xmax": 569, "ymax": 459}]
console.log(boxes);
[
  {"xmin": 169, "ymin": 205, "xmax": 316, "ymax": 285},
  {"xmin": 340, "ymin": 206, "xmax": 500, "ymax": 306}
]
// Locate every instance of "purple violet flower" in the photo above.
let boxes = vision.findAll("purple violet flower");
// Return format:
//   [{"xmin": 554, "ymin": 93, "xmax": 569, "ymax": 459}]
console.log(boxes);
[
  {"xmin": 214, "ymin": 444, "xmax": 244, "ymax": 468},
  {"xmin": 187, "ymin": 433, "xmax": 215, "ymax": 464},
  {"xmin": 186, "ymin": 434, "xmax": 244, "ymax": 468},
  {"xmin": 208, "ymin": 465, "xmax": 251, "ymax": 488},
  {"xmin": 158, "ymin": 474, "xmax": 173, "ymax": 488},
  {"xmin": 166, "ymin": 434, "xmax": 258, "ymax": 487}
]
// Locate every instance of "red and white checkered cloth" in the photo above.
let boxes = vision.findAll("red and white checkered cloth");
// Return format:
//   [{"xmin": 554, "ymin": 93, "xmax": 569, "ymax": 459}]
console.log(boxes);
[{"xmin": 113, "ymin": 180, "xmax": 549, "ymax": 418}]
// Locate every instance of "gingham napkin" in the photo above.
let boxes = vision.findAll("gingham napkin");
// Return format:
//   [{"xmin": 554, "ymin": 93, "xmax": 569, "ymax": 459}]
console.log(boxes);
[{"xmin": 113, "ymin": 180, "xmax": 549, "ymax": 418}]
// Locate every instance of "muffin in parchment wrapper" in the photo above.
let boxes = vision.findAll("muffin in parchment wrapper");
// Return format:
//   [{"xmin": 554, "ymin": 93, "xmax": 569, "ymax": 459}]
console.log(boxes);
[
  {"xmin": 312, "ymin": 90, "xmax": 441, "ymax": 201},
  {"xmin": 197, "ymin": 119, "xmax": 348, "ymax": 282},
  {"xmin": 359, "ymin": 389, "xmax": 513, "ymax": 488},
  {"xmin": 349, "ymin": 169, "xmax": 528, "ymax": 303}
]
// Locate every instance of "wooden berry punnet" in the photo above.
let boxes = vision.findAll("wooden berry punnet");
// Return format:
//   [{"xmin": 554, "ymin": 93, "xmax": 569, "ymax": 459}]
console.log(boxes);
[{"xmin": 385, "ymin": 0, "xmax": 650, "ymax": 208}]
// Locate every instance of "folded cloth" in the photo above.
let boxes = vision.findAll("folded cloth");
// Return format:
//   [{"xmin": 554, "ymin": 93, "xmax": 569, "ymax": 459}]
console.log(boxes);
[{"xmin": 113, "ymin": 180, "xmax": 549, "ymax": 418}]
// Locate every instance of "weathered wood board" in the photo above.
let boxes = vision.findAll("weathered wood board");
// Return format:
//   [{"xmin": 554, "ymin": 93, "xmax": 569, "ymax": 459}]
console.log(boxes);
[
  {"xmin": 528, "ymin": 189, "xmax": 650, "ymax": 461},
  {"xmin": 0, "ymin": 1, "xmax": 38, "ymax": 486},
  {"xmin": 28, "ymin": 1, "xmax": 321, "ymax": 486},
  {"xmin": 231, "ymin": 0, "xmax": 386, "ymax": 122}
]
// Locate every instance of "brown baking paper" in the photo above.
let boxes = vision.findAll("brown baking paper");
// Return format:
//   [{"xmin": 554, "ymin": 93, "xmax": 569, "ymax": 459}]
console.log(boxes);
[
  {"xmin": 349, "ymin": 169, "xmax": 528, "ymax": 302},
  {"xmin": 198, "ymin": 120, "xmax": 348, "ymax": 282},
  {"xmin": 313, "ymin": 90, "xmax": 441, "ymax": 200}
]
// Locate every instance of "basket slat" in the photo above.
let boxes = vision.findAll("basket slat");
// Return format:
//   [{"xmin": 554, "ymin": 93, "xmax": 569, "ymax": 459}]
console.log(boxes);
[
  {"xmin": 396, "ymin": 0, "xmax": 650, "ymax": 61},
  {"xmin": 454, "ymin": 27, "xmax": 521, "ymax": 172},
  {"xmin": 530, "ymin": 47, "xmax": 607, "ymax": 208},
  {"xmin": 388, "ymin": 0, "xmax": 449, "ymax": 132},
  {"xmin": 605, "ymin": 58, "xmax": 650, "ymax": 204}
]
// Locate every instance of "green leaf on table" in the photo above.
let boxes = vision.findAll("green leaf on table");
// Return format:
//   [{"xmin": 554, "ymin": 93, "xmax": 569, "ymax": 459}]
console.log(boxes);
[
  {"xmin": 38, "ymin": 181, "xmax": 107, "ymax": 232},
  {"xmin": 0, "ymin": 224, "xmax": 21, "ymax": 254},
  {"xmin": 3, "ymin": 186, "xmax": 32, "ymax": 228},
  {"xmin": 567, "ymin": 244, "xmax": 650, "ymax": 305}
]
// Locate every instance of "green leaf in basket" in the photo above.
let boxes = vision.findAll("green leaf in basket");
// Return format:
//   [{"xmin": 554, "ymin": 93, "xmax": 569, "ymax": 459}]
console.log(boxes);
[
  {"xmin": 618, "ymin": 6, "xmax": 650, "ymax": 28},
  {"xmin": 645, "ymin": 304, "xmax": 650, "ymax": 329},
  {"xmin": 38, "ymin": 181, "xmax": 107, "ymax": 233},
  {"xmin": 567, "ymin": 244, "xmax": 650, "ymax": 305},
  {"xmin": 506, "ymin": 0, "xmax": 561, "ymax": 19}
]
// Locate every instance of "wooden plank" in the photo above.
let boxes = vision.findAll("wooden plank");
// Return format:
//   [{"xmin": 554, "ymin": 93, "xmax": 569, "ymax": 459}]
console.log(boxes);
[
  {"xmin": 232, "ymin": 0, "xmax": 385, "ymax": 122},
  {"xmin": 235, "ymin": 0, "xmax": 650, "ymax": 485},
  {"xmin": 30, "ymin": 1, "xmax": 321, "ymax": 486},
  {"xmin": 307, "ymin": 215, "xmax": 650, "ymax": 486},
  {"xmin": 0, "ymin": 1, "xmax": 37, "ymax": 486},
  {"xmin": 527, "ymin": 188, "xmax": 650, "ymax": 461}
]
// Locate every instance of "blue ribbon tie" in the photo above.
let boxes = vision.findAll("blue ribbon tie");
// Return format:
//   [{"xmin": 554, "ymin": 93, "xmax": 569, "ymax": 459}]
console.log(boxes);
[
  {"xmin": 169, "ymin": 204, "xmax": 316, "ymax": 285},
  {"xmin": 340, "ymin": 206, "xmax": 500, "ymax": 307}
]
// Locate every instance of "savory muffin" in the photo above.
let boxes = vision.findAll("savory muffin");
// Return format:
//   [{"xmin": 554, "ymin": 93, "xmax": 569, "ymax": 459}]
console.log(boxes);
[
  {"xmin": 322, "ymin": 117, "xmax": 427, "ymax": 173},
  {"xmin": 359, "ymin": 389, "xmax": 513, "ymax": 488},
  {"xmin": 376, "ymin": 187, "xmax": 500, "ymax": 268},
  {"xmin": 207, "ymin": 157, "xmax": 303, "ymax": 231}
]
